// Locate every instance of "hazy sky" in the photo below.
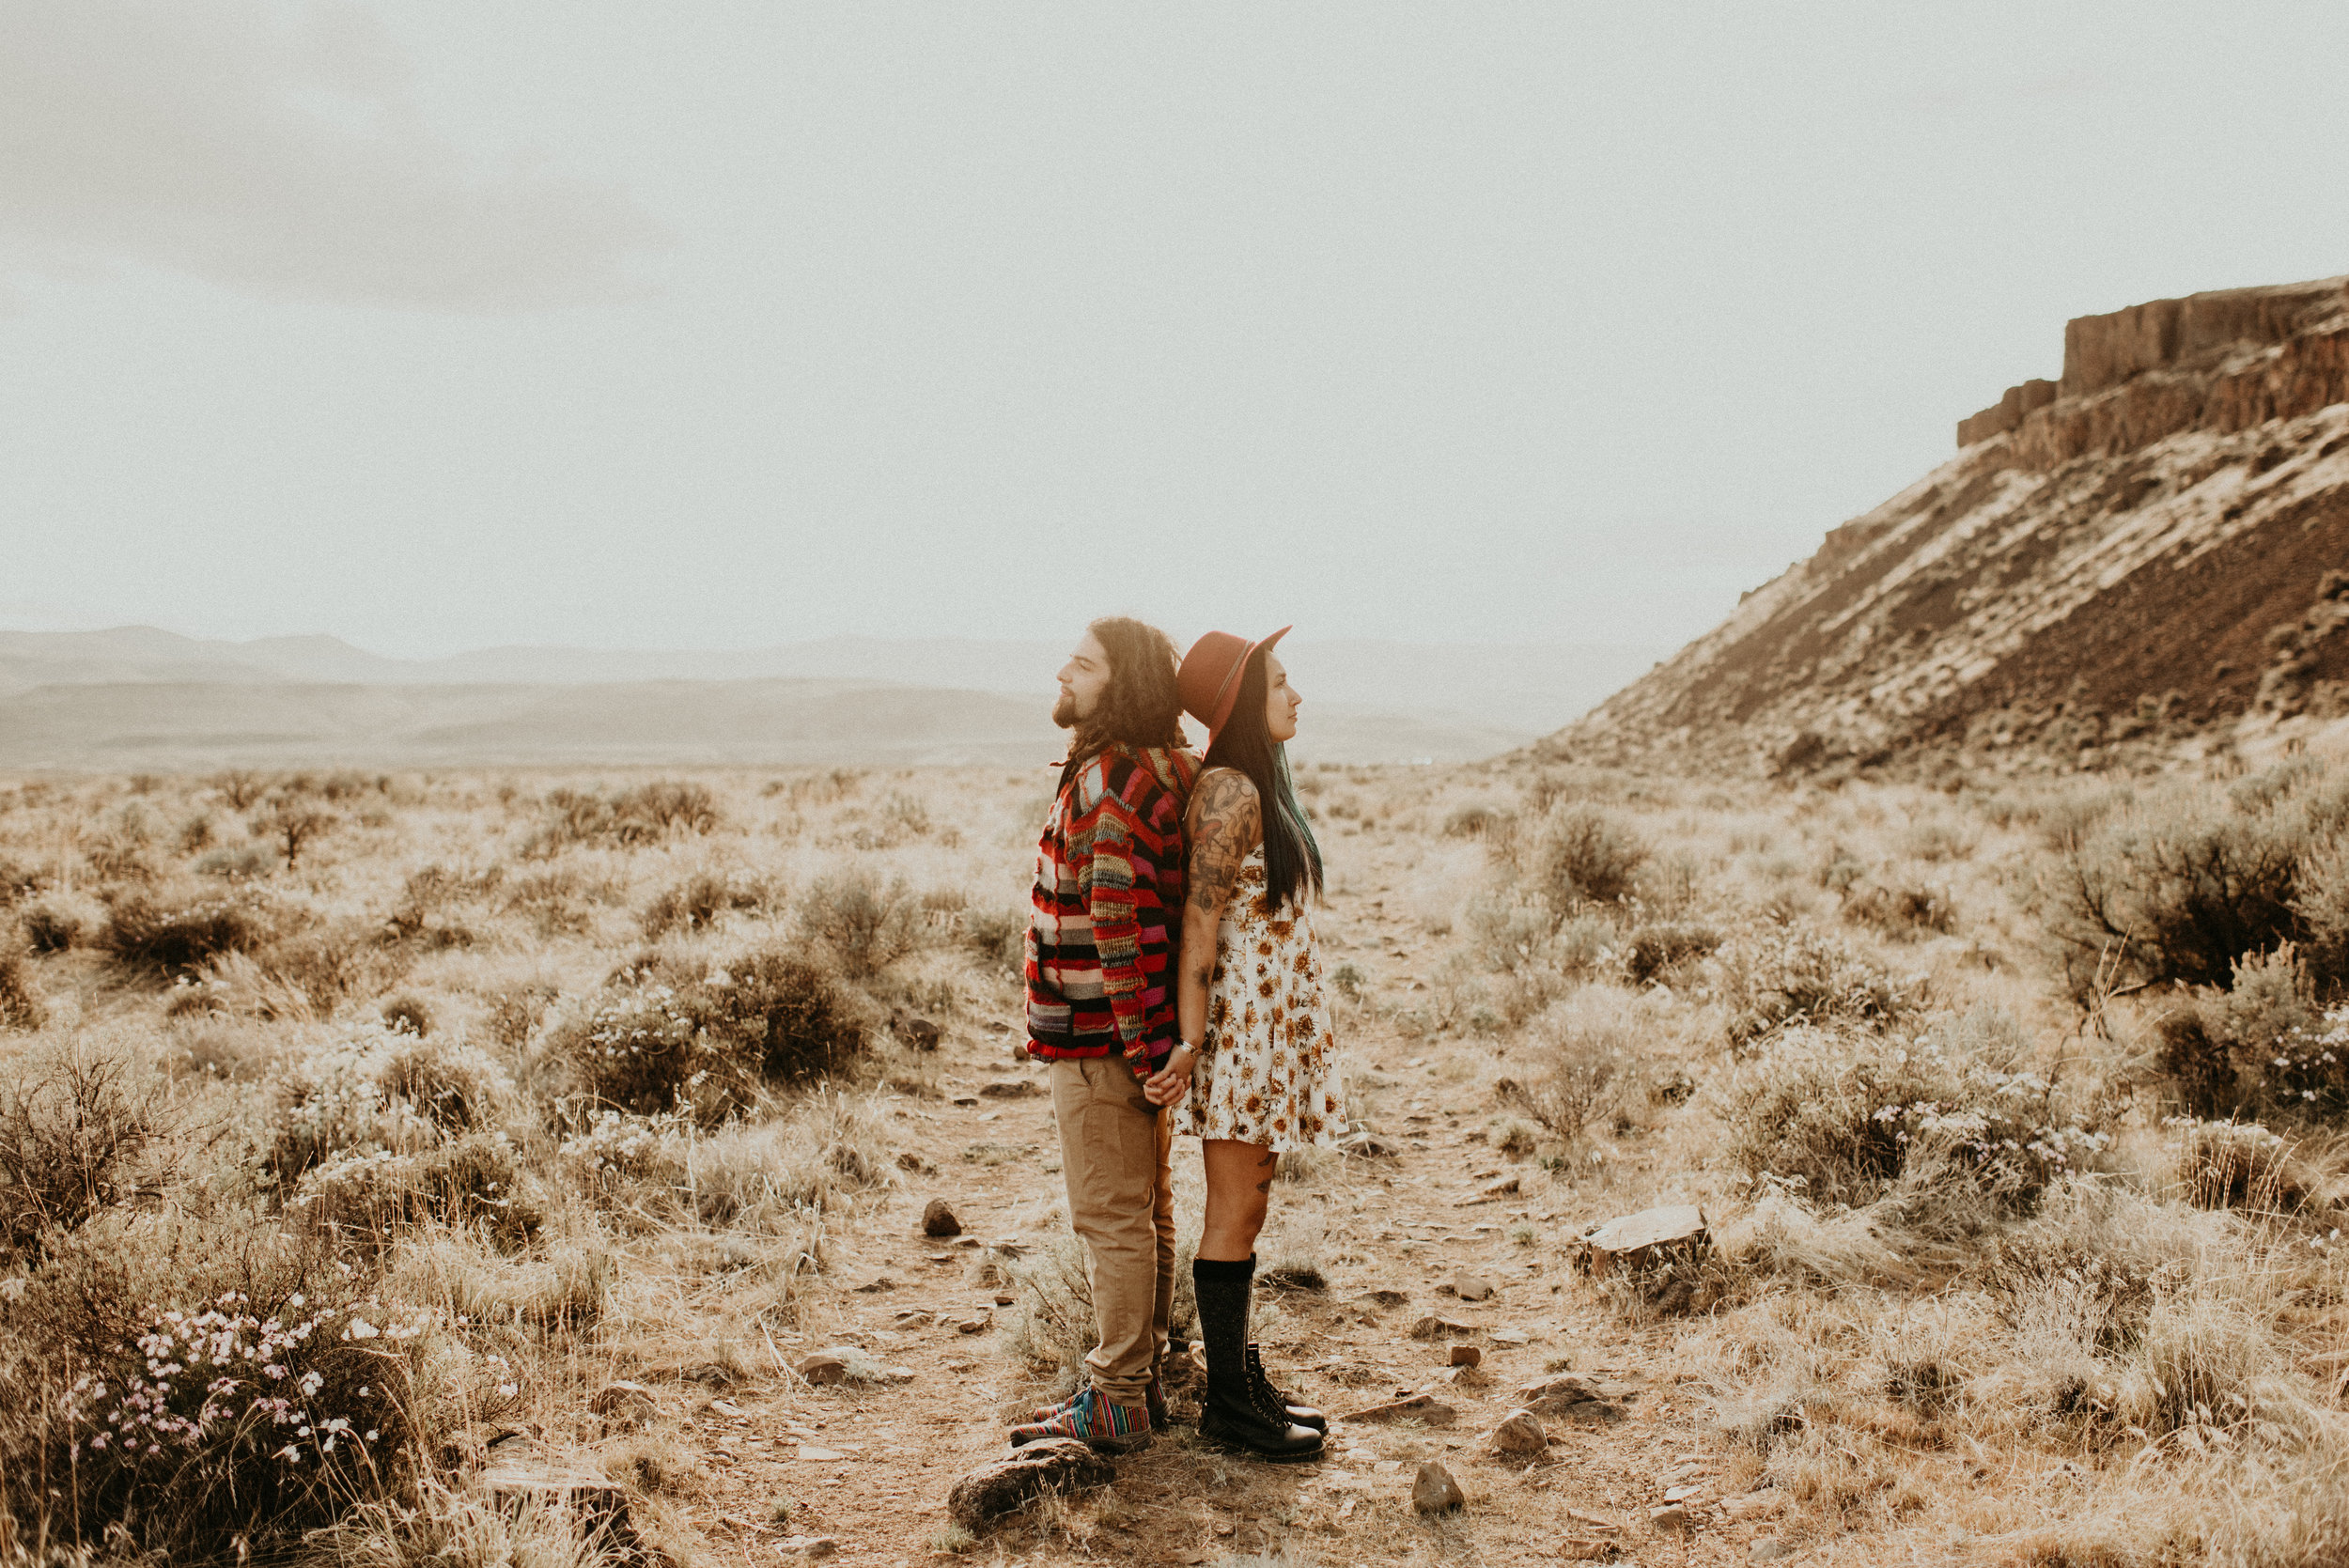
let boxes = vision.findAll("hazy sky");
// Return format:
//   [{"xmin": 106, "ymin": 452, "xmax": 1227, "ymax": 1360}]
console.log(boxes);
[{"xmin": 6, "ymin": 2, "xmax": 2348, "ymax": 660}]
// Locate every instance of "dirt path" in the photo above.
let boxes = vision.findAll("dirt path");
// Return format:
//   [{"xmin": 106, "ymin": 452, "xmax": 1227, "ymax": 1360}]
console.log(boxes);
[{"xmin": 630, "ymin": 862, "xmax": 1787, "ymax": 1567}]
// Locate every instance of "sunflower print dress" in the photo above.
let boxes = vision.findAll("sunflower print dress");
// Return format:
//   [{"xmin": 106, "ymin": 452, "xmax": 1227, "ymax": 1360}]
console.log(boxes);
[{"xmin": 1174, "ymin": 846, "xmax": 1345, "ymax": 1153}]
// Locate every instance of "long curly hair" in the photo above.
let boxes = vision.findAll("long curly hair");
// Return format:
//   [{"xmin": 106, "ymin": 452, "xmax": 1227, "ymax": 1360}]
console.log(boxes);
[{"xmin": 1059, "ymin": 617, "xmax": 1188, "ymax": 791}]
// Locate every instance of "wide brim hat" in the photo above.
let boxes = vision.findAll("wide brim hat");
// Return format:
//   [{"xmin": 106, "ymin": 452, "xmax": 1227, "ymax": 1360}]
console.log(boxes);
[{"xmin": 1178, "ymin": 626, "xmax": 1291, "ymax": 749}]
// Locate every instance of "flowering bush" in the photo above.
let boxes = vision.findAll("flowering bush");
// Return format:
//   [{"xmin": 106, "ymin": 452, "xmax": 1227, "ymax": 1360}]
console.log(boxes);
[
  {"xmin": 48, "ymin": 1286, "xmax": 427, "ymax": 1551},
  {"xmin": 293, "ymin": 1132, "xmax": 542, "ymax": 1249},
  {"xmin": 1719, "ymin": 1011, "xmax": 2109, "ymax": 1220},
  {"xmin": 2251, "ymin": 1004, "xmax": 2349, "ymax": 1117}
]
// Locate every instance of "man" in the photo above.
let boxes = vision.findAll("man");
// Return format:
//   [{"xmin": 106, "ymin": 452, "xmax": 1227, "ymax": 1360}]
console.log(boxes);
[{"xmin": 1009, "ymin": 616, "xmax": 1198, "ymax": 1452}]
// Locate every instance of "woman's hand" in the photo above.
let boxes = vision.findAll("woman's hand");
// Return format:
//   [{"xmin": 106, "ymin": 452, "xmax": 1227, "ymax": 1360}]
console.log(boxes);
[{"xmin": 1143, "ymin": 1044, "xmax": 1199, "ymax": 1108}]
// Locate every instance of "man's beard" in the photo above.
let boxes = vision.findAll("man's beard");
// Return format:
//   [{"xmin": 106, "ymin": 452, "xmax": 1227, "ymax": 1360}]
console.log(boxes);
[{"xmin": 1051, "ymin": 691, "xmax": 1079, "ymax": 729}]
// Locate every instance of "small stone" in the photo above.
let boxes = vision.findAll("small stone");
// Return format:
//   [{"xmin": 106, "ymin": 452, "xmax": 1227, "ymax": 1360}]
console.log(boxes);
[
  {"xmin": 950, "ymin": 1094, "xmax": 979, "ymax": 1107},
  {"xmin": 950, "ymin": 1235, "xmax": 983, "ymax": 1250},
  {"xmin": 1650, "ymin": 1504, "xmax": 1694, "ymax": 1534},
  {"xmin": 1488, "ymin": 1409, "xmax": 1547, "ymax": 1454},
  {"xmin": 796, "ymin": 1444, "xmax": 847, "ymax": 1462},
  {"xmin": 1409, "ymin": 1314, "xmax": 1479, "ymax": 1340},
  {"xmin": 901, "ymin": 1016, "xmax": 942, "ymax": 1049},
  {"xmin": 979, "ymin": 1079, "xmax": 1040, "ymax": 1097},
  {"xmin": 1489, "ymin": 1328, "xmax": 1531, "ymax": 1347},
  {"xmin": 852, "ymin": 1275, "xmax": 897, "ymax": 1293},
  {"xmin": 1720, "ymin": 1491, "xmax": 1786, "ymax": 1521},
  {"xmin": 1358, "ymin": 1288, "xmax": 1409, "ymax": 1308},
  {"xmin": 994, "ymin": 1293, "xmax": 1016, "ymax": 1307},
  {"xmin": 1447, "ymin": 1343, "xmax": 1482, "ymax": 1368},
  {"xmin": 923, "ymin": 1198, "xmax": 963, "ymax": 1237},
  {"xmin": 1411, "ymin": 1460, "xmax": 1467, "ymax": 1514},
  {"xmin": 1009, "ymin": 1036, "xmax": 1031, "ymax": 1063},
  {"xmin": 947, "ymin": 1437, "xmax": 1116, "ymax": 1526},
  {"xmin": 890, "ymin": 1309, "xmax": 935, "ymax": 1328},
  {"xmin": 779, "ymin": 1534, "xmax": 841, "ymax": 1557},
  {"xmin": 957, "ymin": 1312, "xmax": 991, "ymax": 1334},
  {"xmin": 1481, "ymin": 1174, "xmax": 1521, "ymax": 1197},
  {"xmin": 1453, "ymin": 1272, "xmax": 1496, "ymax": 1302},
  {"xmin": 706, "ymin": 1397, "xmax": 746, "ymax": 1419},
  {"xmin": 794, "ymin": 1348, "xmax": 865, "ymax": 1386},
  {"xmin": 1663, "ymin": 1483, "xmax": 1703, "ymax": 1503},
  {"xmin": 587, "ymin": 1380, "xmax": 658, "ymax": 1431},
  {"xmin": 1750, "ymin": 1540, "xmax": 1794, "ymax": 1560}
]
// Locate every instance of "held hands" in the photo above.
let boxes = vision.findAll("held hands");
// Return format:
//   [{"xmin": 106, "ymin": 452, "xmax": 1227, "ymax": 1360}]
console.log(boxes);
[{"xmin": 1143, "ymin": 1043, "xmax": 1200, "ymax": 1108}]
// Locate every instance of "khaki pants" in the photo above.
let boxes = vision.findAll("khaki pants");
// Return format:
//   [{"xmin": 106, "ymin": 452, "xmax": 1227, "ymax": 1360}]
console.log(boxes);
[{"xmin": 1049, "ymin": 1056, "xmax": 1176, "ymax": 1406}]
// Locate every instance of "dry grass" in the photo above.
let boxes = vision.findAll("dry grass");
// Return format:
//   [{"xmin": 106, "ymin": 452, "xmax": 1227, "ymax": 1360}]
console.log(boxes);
[{"xmin": 1, "ymin": 755, "xmax": 2347, "ymax": 1564}]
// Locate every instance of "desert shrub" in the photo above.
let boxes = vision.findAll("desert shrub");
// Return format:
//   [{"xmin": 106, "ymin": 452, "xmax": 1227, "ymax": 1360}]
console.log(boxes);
[
  {"xmin": 639, "ymin": 870, "xmax": 775, "ymax": 939},
  {"xmin": 262, "ymin": 1032, "xmax": 518, "ymax": 1187},
  {"xmin": 1461, "ymin": 888, "xmax": 1558, "ymax": 972},
  {"xmin": 0, "ymin": 1219, "xmax": 447, "ymax": 1559},
  {"xmin": 259, "ymin": 916, "xmax": 403, "ymax": 1012},
  {"xmin": 1719, "ymin": 1010, "xmax": 2108, "ymax": 1223},
  {"xmin": 539, "ymin": 947, "xmax": 864, "ymax": 1123},
  {"xmin": 0, "ymin": 854, "xmax": 40, "ymax": 905},
  {"xmin": 383, "ymin": 863, "xmax": 499, "ymax": 947},
  {"xmin": 250, "ymin": 795, "xmax": 337, "ymax": 869},
  {"xmin": 502, "ymin": 868, "xmax": 600, "ymax": 936},
  {"xmin": 482, "ymin": 981, "xmax": 559, "ymax": 1049},
  {"xmin": 1521, "ymin": 801, "xmax": 1649, "ymax": 907},
  {"xmin": 293, "ymin": 1132, "xmax": 542, "ymax": 1249},
  {"xmin": 1721, "ymin": 927, "xmax": 1921, "ymax": 1047},
  {"xmin": 381, "ymin": 993, "xmax": 434, "ymax": 1035},
  {"xmin": 100, "ymin": 889, "xmax": 272, "ymax": 971},
  {"xmin": 1002, "ymin": 1229, "xmax": 1096, "ymax": 1391},
  {"xmin": 1442, "ymin": 801, "xmax": 1513, "ymax": 838},
  {"xmin": 961, "ymin": 905, "xmax": 1026, "ymax": 974},
  {"xmin": 1623, "ymin": 919, "xmax": 1723, "ymax": 984},
  {"xmin": 2049, "ymin": 759, "xmax": 2349, "ymax": 991},
  {"xmin": 797, "ymin": 868, "xmax": 921, "ymax": 977},
  {"xmin": 1841, "ymin": 880, "xmax": 1957, "ymax": 940},
  {"xmin": 2171, "ymin": 1119, "xmax": 2324, "ymax": 1212},
  {"xmin": 19, "ymin": 896, "xmax": 80, "ymax": 953},
  {"xmin": 194, "ymin": 842, "xmax": 275, "ymax": 879},
  {"xmin": 164, "ymin": 949, "xmax": 320, "ymax": 1023},
  {"xmin": 2294, "ymin": 836, "xmax": 2349, "ymax": 990},
  {"xmin": 210, "ymin": 768, "xmax": 267, "ymax": 807},
  {"xmin": 0, "ymin": 942, "xmax": 42, "ymax": 1031},
  {"xmin": 0, "ymin": 1048, "xmax": 167, "ymax": 1263},
  {"xmin": 1498, "ymin": 1001, "xmax": 1626, "ymax": 1143},
  {"xmin": 2156, "ymin": 948, "xmax": 2349, "ymax": 1121},
  {"xmin": 381, "ymin": 1039, "xmax": 512, "ymax": 1136},
  {"xmin": 528, "ymin": 781, "xmax": 720, "ymax": 853}
]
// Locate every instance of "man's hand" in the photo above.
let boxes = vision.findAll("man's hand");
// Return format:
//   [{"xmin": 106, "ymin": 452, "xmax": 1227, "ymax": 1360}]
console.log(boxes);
[{"xmin": 1143, "ymin": 1044, "xmax": 1199, "ymax": 1108}]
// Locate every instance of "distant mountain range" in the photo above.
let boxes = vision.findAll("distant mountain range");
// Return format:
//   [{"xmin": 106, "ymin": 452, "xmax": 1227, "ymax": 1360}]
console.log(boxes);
[{"xmin": 0, "ymin": 627, "xmax": 1666, "ymax": 771}]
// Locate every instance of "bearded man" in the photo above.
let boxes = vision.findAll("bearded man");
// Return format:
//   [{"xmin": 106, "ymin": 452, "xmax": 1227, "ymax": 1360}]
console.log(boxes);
[{"xmin": 1008, "ymin": 616, "xmax": 1197, "ymax": 1452}]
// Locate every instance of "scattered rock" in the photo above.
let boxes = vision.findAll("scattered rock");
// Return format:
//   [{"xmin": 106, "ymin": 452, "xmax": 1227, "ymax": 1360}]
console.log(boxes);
[
  {"xmin": 1567, "ymin": 1508, "xmax": 1624, "ymax": 1532},
  {"xmin": 1408, "ymin": 1315, "xmax": 1479, "ymax": 1340},
  {"xmin": 1663, "ymin": 1483, "xmax": 1704, "ymax": 1503},
  {"xmin": 1750, "ymin": 1540, "xmax": 1794, "ymax": 1561},
  {"xmin": 1481, "ymin": 1174, "xmax": 1521, "ymax": 1197},
  {"xmin": 1516, "ymin": 1373, "xmax": 1639, "ymax": 1424},
  {"xmin": 945, "ymin": 1437, "xmax": 1116, "ymax": 1527},
  {"xmin": 1447, "ymin": 1343, "xmax": 1482, "ymax": 1368},
  {"xmin": 1441, "ymin": 1363, "xmax": 1490, "ymax": 1389},
  {"xmin": 1580, "ymin": 1204, "xmax": 1710, "ymax": 1277},
  {"xmin": 890, "ymin": 1309, "xmax": 935, "ymax": 1328},
  {"xmin": 1357, "ymin": 1288, "xmax": 1409, "ymax": 1308},
  {"xmin": 1009, "ymin": 1036, "xmax": 1031, "ymax": 1063},
  {"xmin": 1411, "ymin": 1460, "xmax": 1466, "ymax": 1514},
  {"xmin": 923, "ymin": 1198, "xmax": 963, "ymax": 1237},
  {"xmin": 794, "ymin": 1347, "xmax": 877, "ymax": 1386},
  {"xmin": 588, "ymin": 1380, "xmax": 658, "ymax": 1432},
  {"xmin": 1452, "ymin": 1272, "xmax": 1496, "ymax": 1302},
  {"xmin": 852, "ymin": 1275, "xmax": 897, "ymax": 1293},
  {"xmin": 1720, "ymin": 1491, "xmax": 1786, "ymax": 1521},
  {"xmin": 951, "ymin": 1235, "xmax": 984, "ymax": 1250},
  {"xmin": 1341, "ymin": 1392, "xmax": 1458, "ymax": 1426},
  {"xmin": 957, "ymin": 1312, "xmax": 991, "ymax": 1334},
  {"xmin": 796, "ymin": 1444, "xmax": 848, "ymax": 1462},
  {"xmin": 950, "ymin": 1094, "xmax": 980, "ymax": 1107},
  {"xmin": 480, "ymin": 1441, "xmax": 638, "ymax": 1553},
  {"xmin": 779, "ymin": 1534, "xmax": 841, "ymax": 1558},
  {"xmin": 1336, "ymin": 1130, "xmax": 1397, "ymax": 1158},
  {"xmin": 1488, "ymin": 1409, "xmax": 1547, "ymax": 1454},
  {"xmin": 901, "ymin": 1016, "xmax": 942, "ymax": 1050},
  {"xmin": 1562, "ymin": 1543, "xmax": 1623, "ymax": 1562},
  {"xmin": 993, "ymin": 1293, "xmax": 1016, "ymax": 1307},
  {"xmin": 706, "ymin": 1398, "xmax": 746, "ymax": 1420},
  {"xmin": 1488, "ymin": 1327, "xmax": 1531, "ymax": 1347},
  {"xmin": 679, "ymin": 1361, "xmax": 739, "ymax": 1388},
  {"xmin": 979, "ymin": 1079, "xmax": 1040, "ymax": 1098},
  {"xmin": 1650, "ymin": 1504, "xmax": 1694, "ymax": 1535}
]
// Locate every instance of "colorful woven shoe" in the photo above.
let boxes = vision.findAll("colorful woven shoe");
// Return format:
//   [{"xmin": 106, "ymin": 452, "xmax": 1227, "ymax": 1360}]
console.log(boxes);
[
  {"xmin": 1007, "ymin": 1387, "xmax": 1152, "ymax": 1454},
  {"xmin": 1023, "ymin": 1365, "xmax": 1169, "ymax": 1429}
]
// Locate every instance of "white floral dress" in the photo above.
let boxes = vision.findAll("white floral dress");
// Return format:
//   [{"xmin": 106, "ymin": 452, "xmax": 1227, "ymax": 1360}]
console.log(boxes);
[{"xmin": 1174, "ymin": 846, "xmax": 1345, "ymax": 1153}]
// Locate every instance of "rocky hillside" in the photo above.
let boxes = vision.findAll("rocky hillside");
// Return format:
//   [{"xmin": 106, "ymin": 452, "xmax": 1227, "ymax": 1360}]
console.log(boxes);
[{"xmin": 1556, "ymin": 274, "xmax": 2349, "ymax": 776}]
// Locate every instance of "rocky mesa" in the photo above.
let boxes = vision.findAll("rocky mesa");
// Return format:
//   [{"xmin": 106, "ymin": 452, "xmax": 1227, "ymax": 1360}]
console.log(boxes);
[{"xmin": 1556, "ymin": 273, "xmax": 2349, "ymax": 776}]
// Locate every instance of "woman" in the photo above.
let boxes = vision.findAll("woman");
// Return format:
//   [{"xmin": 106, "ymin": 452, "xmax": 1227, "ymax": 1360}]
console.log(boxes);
[{"xmin": 1143, "ymin": 626, "xmax": 1342, "ymax": 1462}]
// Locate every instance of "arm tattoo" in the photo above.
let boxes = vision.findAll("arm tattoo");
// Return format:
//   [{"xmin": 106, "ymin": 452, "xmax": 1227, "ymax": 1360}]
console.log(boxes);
[{"xmin": 1186, "ymin": 770, "xmax": 1262, "ymax": 921}]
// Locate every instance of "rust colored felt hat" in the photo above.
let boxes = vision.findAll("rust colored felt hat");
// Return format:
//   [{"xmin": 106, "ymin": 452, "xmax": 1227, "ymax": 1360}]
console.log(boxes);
[{"xmin": 1179, "ymin": 626, "xmax": 1291, "ymax": 747}]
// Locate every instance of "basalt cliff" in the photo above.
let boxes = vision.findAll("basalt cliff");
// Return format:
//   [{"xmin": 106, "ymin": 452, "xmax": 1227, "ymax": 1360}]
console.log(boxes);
[{"xmin": 1557, "ymin": 274, "xmax": 2349, "ymax": 776}]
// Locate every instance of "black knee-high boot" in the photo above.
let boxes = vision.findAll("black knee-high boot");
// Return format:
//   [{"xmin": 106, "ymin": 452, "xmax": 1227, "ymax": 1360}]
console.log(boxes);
[{"xmin": 1191, "ymin": 1256, "xmax": 1323, "ymax": 1462}]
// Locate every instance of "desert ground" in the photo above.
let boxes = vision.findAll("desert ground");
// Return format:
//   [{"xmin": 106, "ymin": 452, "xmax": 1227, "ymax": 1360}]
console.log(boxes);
[{"xmin": 3, "ymin": 749, "xmax": 2347, "ymax": 1567}]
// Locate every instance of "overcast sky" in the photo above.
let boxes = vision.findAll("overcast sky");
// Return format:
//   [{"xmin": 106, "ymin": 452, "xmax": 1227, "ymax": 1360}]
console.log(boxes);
[{"xmin": 5, "ymin": 1, "xmax": 2347, "ymax": 660}]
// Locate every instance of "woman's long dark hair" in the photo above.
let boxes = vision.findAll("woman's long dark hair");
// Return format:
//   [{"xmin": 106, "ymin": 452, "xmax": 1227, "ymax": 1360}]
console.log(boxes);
[{"xmin": 1204, "ymin": 649, "xmax": 1323, "ymax": 909}]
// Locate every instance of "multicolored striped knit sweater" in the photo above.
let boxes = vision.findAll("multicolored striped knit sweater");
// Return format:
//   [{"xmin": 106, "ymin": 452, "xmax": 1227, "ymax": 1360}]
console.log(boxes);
[{"xmin": 1025, "ymin": 743, "xmax": 1199, "ymax": 1074}]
